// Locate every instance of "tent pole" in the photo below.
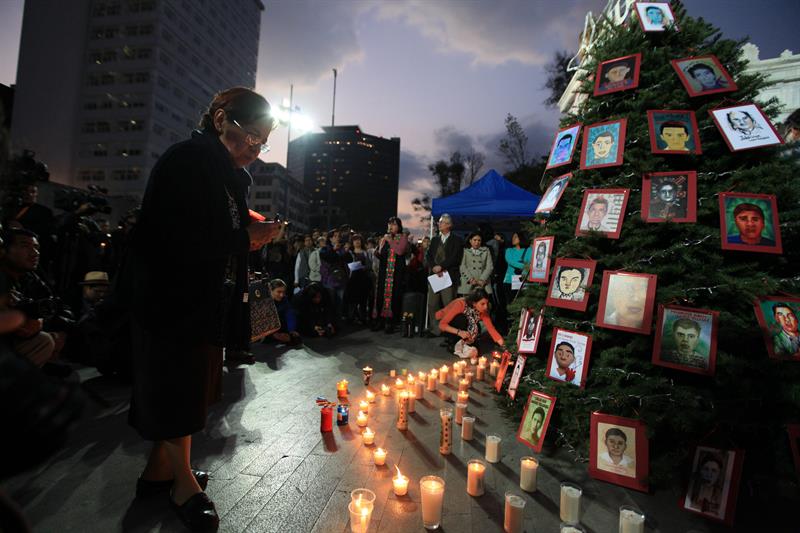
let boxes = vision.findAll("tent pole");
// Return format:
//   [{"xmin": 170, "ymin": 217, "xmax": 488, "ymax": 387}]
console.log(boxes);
[{"xmin": 424, "ymin": 215, "xmax": 434, "ymax": 332}]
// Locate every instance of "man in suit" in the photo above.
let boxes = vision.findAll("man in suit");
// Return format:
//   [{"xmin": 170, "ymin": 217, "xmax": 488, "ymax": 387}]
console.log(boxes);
[{"xmin": 425, "ymin": 214, "xmax": 463, "ymax": 337}]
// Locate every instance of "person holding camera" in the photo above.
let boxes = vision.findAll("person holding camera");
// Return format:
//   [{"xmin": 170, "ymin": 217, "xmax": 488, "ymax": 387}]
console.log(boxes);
[{"xmin": 125, "ymin": 87, "xmax": 281, "ymax": 532}]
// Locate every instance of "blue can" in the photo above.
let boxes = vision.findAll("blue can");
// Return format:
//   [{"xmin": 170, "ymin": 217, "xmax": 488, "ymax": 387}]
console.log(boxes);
[{"xmin": 336, "ymin": 404, "xmax": 349, "ymax": 426}]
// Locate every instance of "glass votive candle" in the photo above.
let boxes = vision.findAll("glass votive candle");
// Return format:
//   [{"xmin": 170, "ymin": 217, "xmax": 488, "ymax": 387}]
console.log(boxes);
[
  {"xmin": 366, "ymin": 390, "xmax": 376, "ymax": 403},
  {"xmin": 504, "ymin": 492, "xmax": 526, "ymax": 533},
  {"xmin": 560, "ymin": 524, "xmax": 586, "ymax": 533},
  {"xmin": 466, "ymin": 459, "xmax": 486, "ymax": 496},
  {"xmin": 619, "ymin": 506, "xmax": 645, "ymax": 533},
  {"xmin": 381, "ymin": 384, "xmax": 390, "ymax": 396},
  {"xmin": 520, "ymin": 456, "xmax": 538, "ymax": 492},
  {"xmin": 373, "ymin": 447, "xmax": 387, "ymax": 466},
  {"xmin": 361, "ymin": 427, "xmax": 375, "ymax": 445},
  {"xmin": 485, "ymin": 435, "xmax": 501, "ymax": 463},
  {"xmin": 358, "ymin": 399, "xmax": 369, "ymax": 414},
  {"xmin": 393, "ymin": 466, "xmax": 409, "ymax": 496},
  {"xmin": 461, "ymin": 416, "xmax": 475, "ymax": 440},
  {"xmin": 348, "ymin": 501, "xmax": 372, "ymax": 533},
  {"xmin": 560, "ymin": 482, "xmax": 582, "ymax": 524},
  {"xmin": 420, "ymin": 475, "xmax": 445, "ymax": 530},
  {"xmin": 350, "ymin": 488, "xmax": 376, "ymax": 510}
]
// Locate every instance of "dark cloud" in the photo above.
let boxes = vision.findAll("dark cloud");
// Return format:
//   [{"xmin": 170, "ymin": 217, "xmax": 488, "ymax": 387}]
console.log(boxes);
[{"xmin": 433, "ymin": 126, "xmax": 476, "ymax": 158}]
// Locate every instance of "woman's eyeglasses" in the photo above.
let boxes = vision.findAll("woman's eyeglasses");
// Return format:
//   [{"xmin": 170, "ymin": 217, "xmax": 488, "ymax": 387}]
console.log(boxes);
[{"xmin": 232, "ymin": 119, "xmax": 270, "ymax": 153}]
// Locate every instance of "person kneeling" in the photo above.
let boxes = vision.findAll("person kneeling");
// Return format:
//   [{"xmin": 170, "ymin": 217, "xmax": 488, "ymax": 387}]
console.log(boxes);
[
  {"xmin": 268, "ymin": 279, "xmax": 301, "ymax": 346},
  {"xmin": 435, "ymin": 288, "xmax": 505, "ymax": 355},
  {"xmin": 294, "ymin": 283, "xmax": 336, "ymax": 338}
]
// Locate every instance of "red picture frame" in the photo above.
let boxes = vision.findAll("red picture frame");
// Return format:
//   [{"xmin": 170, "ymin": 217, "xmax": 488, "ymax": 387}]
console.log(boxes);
[
  {"xmin": 589, "ymin": 412, "xmax": 649, "ymax": 492},
  {"xmin": 652, "ymin": 304, "xmax": 719, "ymax": 376},
  {"xmin": 580, "ymin": 119, "xmax": 627, "ymax": 170},
  {"xmin": 641, "ymin": 171, "xmax": 697, "ymax": 223},
  {"xmin": 507, "ymin": 355, "xmax": 527, "ymax": 400},
  {"xmin": 494, "ymin": 350, "xmax": 512, "ymax": 393},
  {"xmin": 528, "ymin": 236, "xmax": 555, "ymax": 283},
  {"xmin": 545, "ymin": 258, "xmax": 597, "ymax": 312},
  {"xmin": 575, "ymin": 188, "xmax": 630, "ymax": 239},
  {"xmin": 516, "ymin": 307, "xmax": 544, "ymax": 354},
  {"xmin": 709, "ymin": 102, "xmax": 784, "ymax": 152},
  {"xmin": 671, "ymin": 55, "xmax": 737, "ymax": 98},
  {"xmin": 718, "ymin": 192, "xmax": 782, "ymax": 254},
  {"xmin": 536, "ymin": 173, "xmax": 571, "ymax": 214},
  {"xmin": 545, "ymin": 327, "xmax": 593, "ymax": 389},
  {"xmin": 634, "ymin": 1, "xmax": 677, "ymax": 33},
  {"xmin": 545, "ymin": 123, "xmax": 582, "ymax": 170},
  {"xmin": 593, "ymin": 53, "xmax": 642, "ymax": 96},
  {"xmin": 788, "ymin": 424, "xmax": 800, "ymax": 480},
  {"xmin": 752, "ymin": 295, "xmax": 800, "ymax": 360},
  {"xmin": 516, "ymin": 390, "xmax": 556, "ymax": 453},
  {"xmin": 681, "ymin": 446, "xmax": 745, "ymax": 526},
  {"xmin": 647, "ymin": 110, "xmax": 702, "ymax": 155},
  {"xmin": 596, "ymin": 270, "xmax": 658, "ymax": 334}
]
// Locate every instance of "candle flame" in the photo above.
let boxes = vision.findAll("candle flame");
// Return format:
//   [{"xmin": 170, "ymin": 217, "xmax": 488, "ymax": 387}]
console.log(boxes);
[
  {"xmin": 361, "ymin": 507, "xmax": 369, "ymax": 517},
  {"xmin": 394, "ymin": 465, "xmax": 402, "ymax": 478},
  {"xmin": 381, "ymin": 384, "xmax": 389, "ymax": 391}
]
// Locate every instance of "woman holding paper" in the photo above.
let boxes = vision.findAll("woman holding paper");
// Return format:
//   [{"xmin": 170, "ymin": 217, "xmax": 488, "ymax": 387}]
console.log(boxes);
[{"xmin": 436, "ymin": 289, "xmax": 505, "ymax": 351}]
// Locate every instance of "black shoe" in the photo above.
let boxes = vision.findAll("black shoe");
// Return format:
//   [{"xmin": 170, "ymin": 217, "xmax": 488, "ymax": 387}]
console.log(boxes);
[
  {"xmin": 225, "ymin": 350, "xmax": 255, "ymax": 366},
  {"xmin": 170, "ymin": 492, "xmax": 219, "ymax": 532},
  {"xmin": 136, "ymin": 470, "xmax": 210, "ymax": 498}
]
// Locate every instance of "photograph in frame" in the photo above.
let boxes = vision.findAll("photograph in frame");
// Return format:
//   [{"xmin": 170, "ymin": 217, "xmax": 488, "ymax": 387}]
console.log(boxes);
[
  {"xmin": 545, "ymin": 327, "xmax": 593, "ymax": 388},
  {"xmin": 635, "ymin": 1, "xmax": 677, "ymax": 32},
  {"xmin": 718, "ymin": 192, "xmax": 782, "ymax": 254},
  {"xmin": 752, "ymin": 295, "xmax": 800, "ymax": 360},
  {"xmin": 652, "ymin": 304, "xmax": 719, "ymax": 376},
  {"xmin": 671, "ymin": 55, "xmax": 737, "ymax": 97},
  {"xmin": 709, "ymin": 103, "xmax": 784, "ymax": 152},
  {"xmin": 516, "ymin": 390, "xmax": 556, "ymax": 453},
  {"xmin": 494, "ymin": 350, "xmax": 512, "ymax": 393},
  {"xmin": 596, "ymin": 271, "xmax": 658, "ymax": 334},
  {"xmin": 575, "ymin": 188, "xmax": 630, "ymax": 239},
  {"xmin": 647, "ymin": 110, "xmax": 702, "ymax": 154},
  {"xmin": 580, "ymin": 119, "xmax": 627, "ymax": 169},
  {"xmin": 507, "ymin": 355, "xmax": 527, "ymax": 400},
  {"xmin": 529, "ymin": 236, "xmax": 555, "ymax": 283},
  {"xmin": 516, "ymin": 307, "xmax": 544, "ymax": 354},
  {"xmin": 545, "ymin": 258, "xmax": 597, "ymax": 312},
  {"xmin": 546, "ymin": 124, "xmax": 582, "ymax": 170},
  {"xmin": 536, "ymin": 173, "xmax": 571, "ymax": 214},
  {"xmin": 589, "ymin": 412, "xmax": 649, "ymax": 492},
  {"xmin": 641, "ymin": 171, "xmax": 697, "ymax": 223},
  {"xmin": 593, "ymin": 53, "xmax": 642, "ymax": 96},
  {"xmin": 681, "ymin": 446, "xmax": 744, "ymax": 526}
]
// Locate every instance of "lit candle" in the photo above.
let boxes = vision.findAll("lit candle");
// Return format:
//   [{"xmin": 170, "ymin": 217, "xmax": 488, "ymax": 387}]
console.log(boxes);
[
  {"xmin": 485, "ymin": 435, "xmax": 501, "ymax": 463},
  {"xmin": 489, "ymin": 360, "xmax": 500, "ymax": 377},
  {"xmin": 455, "ymin": 402, "xmax": 467, "ymax": 425},
  {"xmin": 466, "ymin": 459, "xmax": 486, "ymax": 496},
  {"xmin": 348, "ymin": 501, "xmax": 372, "ymax": 533},
  {"xmin": 373, "ymin": 447, "xmax": 387, "ymax": 466},
  {"xmin": 504, "ymin": 492, "xmax": 526, "ymax": 533},
  {"xmin": 458, "ymin": 378, "xmax": 469, "ymax": 393},
  {"xmin": 407, "ymin": 374, "xmax": 416, "ymax": 385},
  {"xmin": 420, "ymin": 476, "xmax": 445, "ymax": 530},
  {"xmin": 381, "ymin": 384, "xmax": 390, "ymax": 396},
  {"xmin": 417, "ymin": 370, "xmax": 426, "ymax": 382},
  {"xmin": 439, "ymin": 365, "xmax": 449, "ymax": 384},
  {"xmin": 559, "ymin": 482, "xmax": 582, "ymax": 524},
  {"xmin": 415, "ymin": 380, "xmax": 425, "ymax": 400},
  {"xmin": 356, "ymin": 410, "xmax": 368, "ymax": 427},
  {"xmin": 395, "ymin": 377, "xmax": 405, "ymax": 390},
  {"xmin": 478, "ymin": 356, "xmax": 487, "ymax": 367},
  {"xmin": 619, "ymin": 506, "xmax": 645, "ymax": 533},
  {"xmin": 470, "ymin": 353, "xmax": 478, "ymax": 365},
  {"xmin": 362, "ymin": 366, "xmax": 373, "ymax": 386},
  {"xmin": 389, "ymin": 369, "xmax": 396, "ymax": 378},
  {"xmin": 461, "ymin": 416, "xmax": 475, "ymax": 440},
  {"xmin": 366, "ymin": 390, "xmax": 376, "ymax": 403},
  {"xmin": 337, "ymin": 379, "xmax": 349, "ymax": 397},
  {"xmin": 397, "ymin": 391, "xmax": 409, "ymax": 430},
  {"xmin": 476, "ymin": 364, "xmax": 485, "ymax": 382},
  {"xmin": 464, "ymin": 371, "xmax": 474, "ymax": 387},
  {"xmin": 520, "ymin": 456, "xmax": 539, "ymax": 492},
  {"xmin": 439, "ymin": 407, "xmax": 453, "ymax": 455},
  {"xmin": 408, "ymin": 390, "xmax": 416, "ymax": 413},
  {"xmin": 392, "ymin": 466, "xmax": 409, "ymax": 496},
  {"xmin": 359, "ymin": 399, "xmax": 369, "ymax": 414},
  {"xmin": 457, "ymin": 391, "xmax": 469, "ymax": 404},
  {"xmin": 362, "ymin": 427, "xmax": 375, "ymax": 445},
  {"xmin": 351, "ymin": 488, "xmax": 376, "ymax": 511},
  {"xmin": 427, "ymin": 370, "xmax": 438, "ymax": 391}
]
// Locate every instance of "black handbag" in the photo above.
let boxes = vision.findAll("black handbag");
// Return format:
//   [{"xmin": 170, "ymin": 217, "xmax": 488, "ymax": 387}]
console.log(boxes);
[{"xmin": 248, "ymin": 278, "xmax": 281, "ymax": 342}]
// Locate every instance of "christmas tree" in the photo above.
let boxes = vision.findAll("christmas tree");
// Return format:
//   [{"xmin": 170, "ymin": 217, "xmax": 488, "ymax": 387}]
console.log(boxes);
[{"xmin": 500, "ymin": 0, "xmax": 799, "ymax": 508}]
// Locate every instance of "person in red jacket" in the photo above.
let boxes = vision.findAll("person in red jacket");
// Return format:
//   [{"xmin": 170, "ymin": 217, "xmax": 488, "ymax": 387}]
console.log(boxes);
[{"xmin": 435, "ymin": 288, "xmax": 505, "ymax": 351}]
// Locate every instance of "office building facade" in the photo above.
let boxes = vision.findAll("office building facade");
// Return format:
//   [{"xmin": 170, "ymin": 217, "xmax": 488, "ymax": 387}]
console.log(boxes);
[{"xmin": 248, "ymin": 160, "xmax": 310, "ymax": 234}]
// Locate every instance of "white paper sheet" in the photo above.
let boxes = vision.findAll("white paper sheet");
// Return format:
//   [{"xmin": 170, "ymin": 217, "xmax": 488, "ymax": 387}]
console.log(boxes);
[
  {"xmin": 511, "ymin": 275, "xmax": 523, "ymax": 290},
  {"xmin": 347, "ymin": 261, "xmax": 364, "ymax": 272},
  {"xmin": 427, "ymin": 271, "xmax": 453, "ymax": 293}
]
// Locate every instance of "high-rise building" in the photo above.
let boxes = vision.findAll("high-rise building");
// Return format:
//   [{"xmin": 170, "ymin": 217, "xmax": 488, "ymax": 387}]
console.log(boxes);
[
  {"xmin": 287, "ymin": 125, "xmax": 400, "ymax": 233},
  {"xmin": 11, "ymin": 0, "xmax": 264, "ymax": 198},
  {"xmin": 248, "ymin": 160, "xmax": 310, "ymax": 233}
]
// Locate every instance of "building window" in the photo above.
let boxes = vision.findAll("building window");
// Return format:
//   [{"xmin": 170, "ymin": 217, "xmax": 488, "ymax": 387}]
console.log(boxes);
[
  {"xmin": 118, "ymin": 119, "xmax": 144, "ymax": 131},
  {"xmin": 111, "ymin": 168, "xmax": 142, "ymax": 181},
  {"xmin": 117, "ymin": 146, "xmax": 142, "ymax": 157},
  {"xmin": 78, "ymin": 169, "xmax": 106, "ymax": 181},
  {"xmin": 128, "ymin": 0, "xmax": 155, "ymax": 13}
]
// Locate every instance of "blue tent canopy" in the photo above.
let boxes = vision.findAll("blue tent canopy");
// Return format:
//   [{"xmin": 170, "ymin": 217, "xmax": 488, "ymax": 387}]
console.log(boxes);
[{"xmin": 431, "ymin": 169, "xmax": 540, "ymax": 219}]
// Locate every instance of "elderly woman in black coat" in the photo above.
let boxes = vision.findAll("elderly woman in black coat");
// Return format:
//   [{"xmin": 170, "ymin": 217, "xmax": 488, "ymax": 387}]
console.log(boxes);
[{"xmin": 127, "ymin": 87, "xmax": 280, "ymax": 531}]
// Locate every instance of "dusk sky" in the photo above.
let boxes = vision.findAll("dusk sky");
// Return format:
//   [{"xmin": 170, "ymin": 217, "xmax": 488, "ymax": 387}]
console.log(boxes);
[{"xmin": 1, "ymin": 0, "xmax": 798, "ymax": 231}]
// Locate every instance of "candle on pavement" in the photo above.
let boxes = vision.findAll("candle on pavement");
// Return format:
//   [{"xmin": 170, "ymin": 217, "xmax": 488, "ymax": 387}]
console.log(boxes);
[
  {"xmin": 485, "ymin": 435, "xmax": 501, "ymax": 463},
  {"xmin": 427, "ymin": 370, "xmax": 438, "ymax": 391},
  {"xmin": 466, "ymin": 459, "xmax": 486, "ymax": 496},
  {"xmin": 420, "ymin": 476, "xmax": 445, "ymax": 530},
  {"xmin": 393, "ymin": 466, "xmax": 409, "ymax": 496},
  {"xmin": 461, "ymin": 416, "xmax": 475, "ymax": 440},
  {"xmin": 373, "ymin": 448, "xmax": 387, "ymax": 466},
  {"xmin": 520, "ymin": 457, "xmax": 538, "ymax": 492},
  {"xmin": 366, "ymin": 390, "xmax": 376, "ymax": 403},
  {"xmin": 619, "ymin": 506, "xmax": 645, "ymax": 533},
  {"xmin": 439, "ymin": 365, "xmax": 449, "ymax": 384},
  {"xmin": 457, "ymin": 391, "xmax": 469, "ymax": 404},
  {"xmin": 356, "ymin": 410, "xmax": 368, "ymax": 427},
  {"xmin": 381, "ymin": 384, "xmax": 390, "ymax": 396},
  {"xmin": 560, "ymin": 482, "xmax": 582, "ymax": 524},
  {"xmin": 408, "ymin": 390, "xmax": 416, "ymax": 413},
  {"xmin": 361, "ymin": 427, "xmax": 375, "ymax": 445},
  {"xmin": 455, "ymin": 402, "xmax": 467, "ymax": 425},
  {"xmin": 504, "ymin": 492, "xmax": 526, "ymax": 533},
  {"xmin": 359, "ymin": 399, "xmax": 369, "ymax": 414}
]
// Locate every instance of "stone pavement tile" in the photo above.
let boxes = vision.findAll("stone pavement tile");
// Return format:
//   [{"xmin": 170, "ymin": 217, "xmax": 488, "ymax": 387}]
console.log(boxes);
[
  {"xmin": 212, "ymin": 443, "xmax": 271, "ymax": 481},
  {"xmin": 206, "ymin": 472, "xmax": 260, "ymax": 519},
  {"xmin": 375, "ymin": 497, "xmax": 422, "ymax": 532},
  {"xmin": 241, "ymin": 437, "xmax": 296, "ymax": 477}
]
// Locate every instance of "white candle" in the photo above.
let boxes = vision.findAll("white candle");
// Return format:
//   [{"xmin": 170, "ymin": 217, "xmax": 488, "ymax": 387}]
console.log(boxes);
[
  {"xmin": 393, "ymin": 466, "xmax": 409, "ymax": 496},
  {"xmin": 485, "ymin": 435, "xmax": 501, "ymax": 463},
  {"xmin": 348, "ymin": 501, "xmax": 372, "ymax": 533},
  {"xmin": 420, "ymin": 476, "xmax": 445, "ymax": 530},
  {"xmin": 408, "ymin": 391, "xmax": 416, "ymax": 413},
  {"xmin": 461, "ymin": 416, "xmax": 475, "ymax": 440},
  {"xmin": 560, "ymin": 482, "xmax": 582, "ymax": 524},
  {"xmin": 466, "ymin": 459, "xmax": 486, "ymax": 496},
  {"xmin": 395, "ymin": 377, "xmax": 405, "ymax": 390},
  {"xmin": 427, "ymin": 371, "xmax": 437, "ymax": 391},
  {"xmin": 476, "ymin": 364, "xmax": 485, "ymax": 381},
  {"xmin": 478, "ymin": 356, "xmax": 487, "ymax": 367},
  {"xmin": 439, "ymin": 407, "xmax": 453, "ymax": 455},
  {"xmin": 389, "ymin": 369, "xmax": 396, "ymax": 378},
  {"xmin": 458, "ymin": 378, "xmax": 469, "ymax": 393},
  {"xmin": 356, "ymin": 410, "xmax": 368, "ymax": 427},
  {"xmin": 359, "ymin": 399, "xmax": 369, "ymax": 414},
  {"xmin": 465, "ymin": 371, "xmax": 474, "ymax": 386},
  {"xmin": 362, "ymin": 428, "xmax": 375, "ymax": 445},
  {"xmin": 619, "ymin": 507, "xmax": 645, "ymax": 533},
  {"xmin": 418, "ymin": 370, "xmax": 426, "ymax": 381},
  {"xmin": 415, "ymin": 380, "xmax": 425, "ymax": 400},
  {"xmin": 366, "ymin": 390, "xmax": 376, "ymax": 403},
  {"xmin": 520, "ymin": 456, "xmax": 538, "ymax": 492},
  {"xmin": 373, "ymin": 447, "xmax": 387, "ymax": 466},
  {"xmin": 504, "ymin": 492, "xmax": 526, "ymax": 533},
  {"xmin": 490, "ymin": 360, "xmax": 500, "ymax": 376},
  {"xmin": 381, "ymin": 384, "xmax": 390, "ymax": 396},
  {"xmin": 439, "ymin": 365, "xmax": 449, "ymax": 384},
  {"xmin": 397, "ymin": 391, "xmax": 409, "ymax": 430},
  {"xmin": 457, "ymin": 391, "xmax": 469, "ymax": 404},
  {"xmin": 455, "ymin": 402, "xmax": 467, "ymax": 425}
]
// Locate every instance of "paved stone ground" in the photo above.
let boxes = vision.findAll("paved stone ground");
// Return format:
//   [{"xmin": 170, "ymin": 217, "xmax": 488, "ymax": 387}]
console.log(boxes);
[{"xmin": 5, "ymin": 328, "xmax": 731, "ymax": 532}]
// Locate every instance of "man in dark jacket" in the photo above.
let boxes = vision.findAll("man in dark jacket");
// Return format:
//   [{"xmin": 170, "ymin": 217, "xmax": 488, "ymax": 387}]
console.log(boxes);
[{"xmin": 424, "ymin": 214, "xmax": 463, "ymax": 336}]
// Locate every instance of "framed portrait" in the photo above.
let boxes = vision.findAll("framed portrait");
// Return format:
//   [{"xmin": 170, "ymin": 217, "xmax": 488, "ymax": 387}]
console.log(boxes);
[
  {"xmin": 546, "ymin": 124, "xmax": 582, "ymax": 170},
  {"xmin": 580, "ymin": 119, "xmax": 627, "ymax": 169},
  {"xmin": 507, "ymin": 355, "xmax": 527, "ymax": 400},
  {"xmin": 536, "ymin": 173, "xmax": 571, "ymax": 214},
  {"xmin": 752, "ymin": 295, "xmax": 800, "ymax": 360},
  {"xmin": 494, "ymin": 350, "xmax": 512, "ymax": 393},
  {"xmin": 652, "ymin": 305, "xmax": 719, "ymax": 376},
  {"xmin": 589, "ymin": 412, "xmax": 649, "ymax": 492},
  {"xmin": 641, "ymin": 171, "xmax": 697, "ymax": 223},
  {"xmin": 647, "ymin": 110, "xmax": 702, "ymax": 154},
  {"xmin": 529, "ymin": 236, "xmax": 555, "ymax": 283},
  {"xmin": 593, "ymin": 53, "xmax": 642, "ymax": 96},
  {"xmin": 516, "ymin": 390, "xmax": 556, "ymax": 453},
  {"xmin": 576, "ymin": 188, "xmax": 630, "ymax": 239},
  {"xmin": 788, "ymin": 424, "xmax": 800, "ymax": 480},
  {"xmin": 709, "ymin": 103, "xmax": 784, "ymax": 152},
  {"xmin": 671, "ymin": 55, "xmax": 737, "ymax": 97},
  {"xmin": 545, "ymin": 258, "xmax": 597, "ymax": 312},
  {"xmin": 635, "ymin": 1, "xmax": 677, "ymax": 32},
  {"xmin": 545, "ymin": 327, "xmax": 593, "ymax": 388},
  {"xmin": 718, "ymin": 192, "xmax": 782, "ymax": 254},
  {"xmin": 516, "ymin": 307, "xmax": 544, "ymax": 354},
  {"xmin": 596, "ymin": 271, "xmax": 658, "ymax": 334},
  {"xmin": 681, "ymin": 446, "xmax": 744, "ymax": 526}
]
